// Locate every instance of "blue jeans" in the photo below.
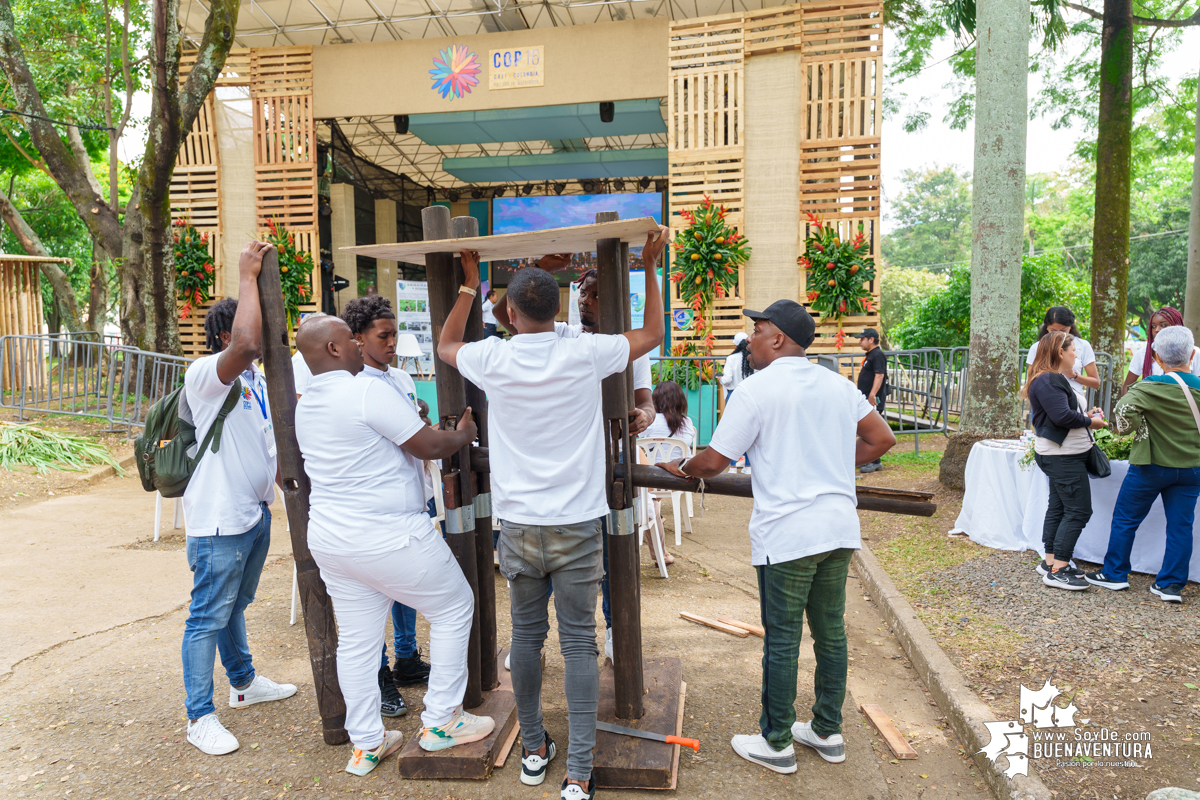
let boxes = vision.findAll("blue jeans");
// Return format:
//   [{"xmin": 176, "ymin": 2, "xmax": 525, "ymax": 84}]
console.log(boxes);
[
  {"xmin": 182, "ymin": 503, "xmax": 271, "ymax": 720},
  {"xmin": 380, "ymin": 602, "xmax": 419, "ymax": 668},
  {"xmin": 1103, "ymin": 464, "xmax": 1200, "ymax": 587}
]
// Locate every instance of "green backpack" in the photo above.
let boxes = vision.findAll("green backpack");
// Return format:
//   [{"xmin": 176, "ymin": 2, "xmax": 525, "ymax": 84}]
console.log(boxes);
[{"xmin": 135, "ymin": 380, "xmax": 242, "ymax": 497}]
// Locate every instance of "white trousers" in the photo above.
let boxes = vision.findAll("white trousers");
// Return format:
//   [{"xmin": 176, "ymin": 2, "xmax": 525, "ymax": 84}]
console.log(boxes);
[{"xmin": 312, "ymin": 532, "xmax": 473, "ymax": 748}]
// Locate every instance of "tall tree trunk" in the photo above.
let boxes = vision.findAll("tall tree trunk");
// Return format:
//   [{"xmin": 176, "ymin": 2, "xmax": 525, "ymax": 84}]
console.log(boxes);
[
  {"xmin": 939, "ymin": 0, "xmax": 1030, "ymax": 489},
  {"xmin": 88, "ymin": 240, "xmax": 109, "ymax": 336},
  {"xmin": 0, "ymin": 184, "xmax": 85, "ymax": 332},
  {"xmin": 1089, "ymin": 0, "xmax": 1134, "ymax": 359},
  {"xmin": 1185, "ymin": 55, "xmax": 1200, "ymax": 339}
]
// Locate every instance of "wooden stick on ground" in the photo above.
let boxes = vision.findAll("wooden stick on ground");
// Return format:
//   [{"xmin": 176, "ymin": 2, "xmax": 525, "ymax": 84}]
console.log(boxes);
[
  {"xmin": 679, "ymin": 611, "xmax": 750, "ymax": 638},
  {"xmin": 717, "ymin": 616, "xmax": 765, "ymax": 637},
  {"xmin": 859, "ymin": 704, "xmax": 919, "ymax": 759}
]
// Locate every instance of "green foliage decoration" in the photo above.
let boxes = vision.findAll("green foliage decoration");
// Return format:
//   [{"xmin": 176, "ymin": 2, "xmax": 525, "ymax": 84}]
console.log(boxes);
[
  {"xmin": 264, "ymin": 219, "xmax": 315, "ymax": 328},
  {"xmin": 670, "ymin": 197, "xmax": 750, "ymax": 353},
  {"xmin": 174, "ymin": 221, "xmax": 214, "ymax": 320},
  {"xmin": 800, "ymin": 212, "xmax": 877, "ymax": 348}
]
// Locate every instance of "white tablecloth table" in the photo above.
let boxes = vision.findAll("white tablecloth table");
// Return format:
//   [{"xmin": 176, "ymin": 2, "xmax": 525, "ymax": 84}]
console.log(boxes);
[{"xmin": 952, "ymin": 439, "xmax": 1200, "ymax": 579}]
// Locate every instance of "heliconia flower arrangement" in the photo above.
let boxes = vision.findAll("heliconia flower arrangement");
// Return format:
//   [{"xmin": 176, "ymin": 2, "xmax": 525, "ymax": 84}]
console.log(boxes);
[
  {"xmin": 263, "ymin": 218, "xmax": 315, "ymax": 328},
  {"xmin": 174, "ymin": 220, "xmax": 215, "ymax": 320},
  {"xmin": 670, "ymin": 197, "xmax": 751, "ymax": 353},
  {"xmin": 799, "ymin": 212, "xmax": 877, "ymax": 350}
]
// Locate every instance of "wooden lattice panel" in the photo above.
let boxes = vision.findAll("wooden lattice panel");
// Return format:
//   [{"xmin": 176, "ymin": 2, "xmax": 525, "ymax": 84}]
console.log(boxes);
[
  {"xmin": 667, "ymin": 149, "xmax": 744, "ymax": 228},
  {"xmin": 742, "ymin": 6, "xmax": 803, "ymax": 56},
  {"xmin": 800, "ymin": 0, "xmax": 884, "ymax": 59},
  {"xmin": 798, "ymin": 139, "xmax": 881, "ymax": 220},
  {"xmin": 179, "ymin": 47, "xmax": 252, "ymax": 86},
  {"xmin": 251, "ymin": 47, "xmax": 314, "ymax": 96},
  {"xmin": 802, "ymin": 56, "xmax": 882, "ymax": 142},
  {"xmin": 170, "ymin": 94, "xmax": 223, "ymax": 291},
  {"xmin": 178, "ymin": 297, "xmax": 221, "ymax": 359}
]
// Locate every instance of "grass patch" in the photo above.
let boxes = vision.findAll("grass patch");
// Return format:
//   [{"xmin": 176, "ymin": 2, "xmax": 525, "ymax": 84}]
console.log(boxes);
[{"xmin": 881, "ymin": 449, "xmax": 943, "ymax": 467}]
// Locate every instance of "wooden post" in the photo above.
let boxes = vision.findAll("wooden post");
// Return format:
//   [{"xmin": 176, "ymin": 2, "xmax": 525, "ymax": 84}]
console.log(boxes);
[
  {"xmin": 256, "ymin": 248, "xmax": 349, "ymax": 746},
  {"xmin": 596, "ymin": 211, "xmax": 644, "ymax": 720},
  {"xmin": 423, "ymin": 206, "xmax": 483, "ymax": 709},
  {"xmin": 451, "ymin": 214, "xmax": 499, "ymax": 693}
]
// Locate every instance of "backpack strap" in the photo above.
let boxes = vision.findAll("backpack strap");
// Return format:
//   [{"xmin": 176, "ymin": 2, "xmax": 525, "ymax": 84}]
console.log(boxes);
[
  {"xmin": 1166, "ymin": 372, "xmax": 1200, "ymax": 438},
  {"xmin": 195, "ymin": 380, "xmax": 244, "ymax": 463}
]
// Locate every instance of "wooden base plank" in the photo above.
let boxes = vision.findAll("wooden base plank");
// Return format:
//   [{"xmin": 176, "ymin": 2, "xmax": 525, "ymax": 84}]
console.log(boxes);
[
  {"xmin": 667, "ymin": 681, "xmax": 687, "ymax": 790},
  {"xmin": 593, "ymin": 658, "xmax": 685, "ymax": 790},
  {"xmin": 716, "ymin": 616, "xmax": 765, "ymax": 637},
  {"xmin": 859, "ymin": 703, "xmax": 919, "ymax": 760},
  {"xmin": 679, "ymin": 611, "xmax": 749, "ymax": 637},
  {"xmin": 396, "ymin": 689, "xmax": 517, "ymax": 779}
]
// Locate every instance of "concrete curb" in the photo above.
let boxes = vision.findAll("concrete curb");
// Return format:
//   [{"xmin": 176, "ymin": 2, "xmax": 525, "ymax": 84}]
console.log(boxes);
[
  {"xmin": 853, "ymin": 545, "xmax": 1053, "ymax": 800},
  {"xmin": 80, "ymin": 452, "xmax": 136, "ymax": 487}
]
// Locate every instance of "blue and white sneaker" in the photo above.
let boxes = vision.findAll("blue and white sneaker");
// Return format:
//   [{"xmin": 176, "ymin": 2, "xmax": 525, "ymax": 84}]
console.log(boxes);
[
  {"xmin": 1151, "ymin": 583, "xmax": 1183, "ymax": 604},
  {"xmin": 792, "ymin": 720, "xmax": 846, "ymax": 763},
  {"xmin": 731, "ymin": 733, "xmax": 797, "ymax": 774},
  {"xmin": 521, "ymin": 731, "xmax": 556, "ymax": 785},
  {"xmin": 418, "ymin": 708, "xmax": 495, "ymax": 751}
]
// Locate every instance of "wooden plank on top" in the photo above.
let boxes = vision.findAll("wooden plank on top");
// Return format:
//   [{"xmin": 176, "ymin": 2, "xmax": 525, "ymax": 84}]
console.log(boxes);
[
  {"xmin": 859, "ymin": 704, "xmax": 919, "ymax": 759},
  {"xmin": 342, "ymin": 217, "xmax": 662, "ymax": 266}
]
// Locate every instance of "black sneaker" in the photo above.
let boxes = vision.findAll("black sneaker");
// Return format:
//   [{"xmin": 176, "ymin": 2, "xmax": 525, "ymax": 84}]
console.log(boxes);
[
  {"xmin": 520, "ymin": 731, "xmax": 556, "ymax": 786},
  {"xmin": 1084, "ymin": 571, "xmax": 1130, "ymax": 590},
  {"xmin": 1043, "ymin": 569, "xmax": 1089, "ymax": 591},
  {"xmin": 1036, "ymin": 560, "xmax": 1051, "ymax": 576},
  {"xmin": 393, "ymin": 651, "xmax": 432, "ymax": 686},
  {"xmin": 377, "ymin": 666, "xmax": 408, "ymax": 717},
  {"xmin": 1150, "ymin": 583, "xmax": 1184, "ymax": 604},
  {"xmin": 560, "ymin": 776, "xmax": 596, "ymax": 800}
]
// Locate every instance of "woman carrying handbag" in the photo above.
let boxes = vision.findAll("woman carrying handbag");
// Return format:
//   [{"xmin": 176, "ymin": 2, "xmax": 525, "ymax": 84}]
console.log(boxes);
[{"xmin": 1020, "ymin": 330, "xmax": 1110, "ymax": 590}]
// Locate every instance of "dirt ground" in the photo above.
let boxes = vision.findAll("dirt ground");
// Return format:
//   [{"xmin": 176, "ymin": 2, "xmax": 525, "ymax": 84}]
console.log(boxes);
[
  {"xmin": 862, "ymin": 436, "xmax": 1200, "ymax": 800},
  {"xmin": 0, "ymin": 469, "xmax": 989, "ymax": 800}
]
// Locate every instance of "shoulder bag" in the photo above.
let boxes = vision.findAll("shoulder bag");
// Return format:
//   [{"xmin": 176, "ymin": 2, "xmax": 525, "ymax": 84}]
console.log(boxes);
[{"xmin": 1166, "ymin": 372, "xmax": 1200, "ymax": 437}]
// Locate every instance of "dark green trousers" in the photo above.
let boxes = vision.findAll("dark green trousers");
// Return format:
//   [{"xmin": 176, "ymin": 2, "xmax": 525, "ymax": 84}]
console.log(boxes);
[{"xmin": 756, "ymin": 547, "xmax": 853, "ymax": 751}]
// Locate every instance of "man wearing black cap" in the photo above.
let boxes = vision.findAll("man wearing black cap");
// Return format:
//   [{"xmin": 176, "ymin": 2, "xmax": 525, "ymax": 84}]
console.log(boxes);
[
  {"xmin": 662, "ymin": 299, "xmax": 896, "ymax": 776},
  {"xmin": 857, "ymin": 328, "xmax": 887, "ymax": 473}
]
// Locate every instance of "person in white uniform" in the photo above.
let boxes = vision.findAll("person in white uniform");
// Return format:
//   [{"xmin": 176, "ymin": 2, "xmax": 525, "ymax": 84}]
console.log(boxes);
[
  {"xmin": 180, "ymin": 242, "xmax": 297, "ymax": 757},
  {"xmin": 1026, "ymin": 306, "xmax": 1098, "ymax": 406},
  {"xmin": 437, "ymin": 229, "xmax": 667, "ymax": 800},
  {"xmin": 662, "ymin": 300, "xmax": 896, "ymax": 775},
  {"xmin": 482, "ymin": 288, "xmax": 501, "ymax": 338},
  {"xmin": 492, "ymin": 253, "xmax": 658, "ymax": 662},
  {"xmin": 1121, "ymin": 306, "xmax": 1200, "ymax": 394},
  {"xmin": 294, "ymin": 316, "xmax": 494, "ymax": 776},
  {"xmin": 720, "ymin": 331, "xmax": 752, "ymax": 396}
]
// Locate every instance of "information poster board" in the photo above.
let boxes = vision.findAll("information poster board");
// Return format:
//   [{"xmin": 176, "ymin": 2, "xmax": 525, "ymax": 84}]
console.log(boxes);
[{"xmin": 395, "ymin": 280, "xmax": 434, "ymax": 373}]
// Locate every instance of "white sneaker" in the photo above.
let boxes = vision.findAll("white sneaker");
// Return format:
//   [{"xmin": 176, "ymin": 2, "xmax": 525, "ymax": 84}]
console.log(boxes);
[
  {"xmin": 604, "ymin": 628, "xmax": 613, "ymax": 662},
  {"xmin": 505, "ymin": 651, "xmax": 511, "ymax": 671},
  {"xmin": 731, "ymin": 733, "xmax": 796, "ymax": 773},
  {"xmin": 791, "ymin": 720, "xmax": 846, "ymax": 763},
  {"xmin": 419, "ymin": 708, "xmax": 496, "ymax": 751},
  {"xmin": 229, "ymin": 675, "xmax": 297, "ymax": 709},
  {"xmin": 187, "ymin": 713, "xmax": 239, "ymax": 755},
  {"xmin": 345, "ymin": 730, "xmax": 404, "ymax": 776}
]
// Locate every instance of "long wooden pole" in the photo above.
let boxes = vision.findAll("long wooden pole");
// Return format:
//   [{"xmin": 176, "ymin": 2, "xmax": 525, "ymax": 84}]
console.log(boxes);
[
  {"xmin": 256, "ymin": 248, "xmax": 348, "ymax": 746},
  {"xmin": 596, "ymin": 210, "xmax": 644, "ymax": 720},
  {"xmin": 423, "ymin": 206, "xmax": 483, "ymax": 709},
  {"xmin": 450, "ymin": 214, "xmax": 499, "ymax": 693}
]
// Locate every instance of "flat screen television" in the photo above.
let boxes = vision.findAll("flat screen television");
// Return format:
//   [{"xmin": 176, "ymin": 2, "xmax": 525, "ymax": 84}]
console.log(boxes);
[{"xmin": 490, "ymin": 192, "xmax": 664, "ymax": 286}]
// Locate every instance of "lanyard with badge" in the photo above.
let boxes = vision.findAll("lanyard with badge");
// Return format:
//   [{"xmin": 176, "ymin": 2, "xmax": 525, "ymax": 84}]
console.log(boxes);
[{"xmin": 244, "ymin": 371, "xmax": 277, "ymax": 458}]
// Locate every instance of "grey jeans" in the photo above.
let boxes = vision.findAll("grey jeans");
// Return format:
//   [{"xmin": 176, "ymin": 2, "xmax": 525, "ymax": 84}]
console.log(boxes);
[{"xmin": 498, "ymin": 517, "xmax": 604, "ymax": 782}]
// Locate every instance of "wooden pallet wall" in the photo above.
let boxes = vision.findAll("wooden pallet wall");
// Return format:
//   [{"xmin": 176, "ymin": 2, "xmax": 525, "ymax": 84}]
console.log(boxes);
[
  {"xmin": 174, "ymin": 46, "xmax": 319, "ymax": 356},
  {"xmin": 667, "ymin": 2, "xmax": 883, "ymax": 356}
]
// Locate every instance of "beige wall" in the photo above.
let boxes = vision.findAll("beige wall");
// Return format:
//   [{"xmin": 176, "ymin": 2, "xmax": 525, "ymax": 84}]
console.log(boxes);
[
  {"xmin": 313, "ymin": 18, "xmax": 667, "ymax": 118},
  {"xmin": 742, "ymin": 51, "xmax": 802, "ymax": 317},
  {"xmin": 375, "ymin": 198, "xmax": 398, "ymax": 310},
  {"xmin": 329, "ymin": 183, "xmax": 358, "ymax": 311},
  {"xmin": 213, "ymin": 87, "xmax": 256, "ymax": 299}
]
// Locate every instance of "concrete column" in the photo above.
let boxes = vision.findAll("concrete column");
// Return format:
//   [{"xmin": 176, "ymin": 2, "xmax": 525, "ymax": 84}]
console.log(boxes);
[
  {"xmin": 742, "ymin": 51, "xmax": 803, "ymax": 320},
  {"xmin": 375, "ymin": 198, "xmax": 398, "ymax": 312},
  {"xmin": 329, "ymin": 183, "xmax": 359, "ymax": 311}
]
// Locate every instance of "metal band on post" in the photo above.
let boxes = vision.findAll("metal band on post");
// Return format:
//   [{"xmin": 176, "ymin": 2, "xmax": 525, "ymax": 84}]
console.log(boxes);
[
  {"xmin": 608, "ymin": 506, "xmax": 636, "ymax": 536},
  {"xmin": 444, "ymin": 505, "xmax": 477, "ymax": 534}
]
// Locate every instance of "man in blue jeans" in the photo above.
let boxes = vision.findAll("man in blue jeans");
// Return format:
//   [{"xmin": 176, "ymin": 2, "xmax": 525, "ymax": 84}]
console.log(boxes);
[
  {"xmin": 1086, "ymin": 326, "xmax": 1200, "ymax": 603},
  {"xmin": 663, "ymin": 301, "xmax": 895, "ymax": 773},
  {"xmin": 181, "ymin": 241, "xmax": 297, "ymax": 756}
]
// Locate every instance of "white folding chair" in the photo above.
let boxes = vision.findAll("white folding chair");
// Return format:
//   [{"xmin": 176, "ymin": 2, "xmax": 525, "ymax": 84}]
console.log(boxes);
[
  {"xmin": 290, "ymin": 562, "xmax": 301, "ymax": 626},
  {"xmin": 637, "ymin": 437, "xmax": 694, "ymax": 545},
  {"xmin": 427, "ymin": 460, "xmax": 446, "ymax": 533},
  {"xmin": 396, "ymin": 333, "xmax": 426, "ymax": 378},
  {"xmin": 153, "ymin": 492, "xmax": 184, "ymax": 542},
  {"xmin": 633, "ymin": 447, "xmax": 670, "ymax": 579}
]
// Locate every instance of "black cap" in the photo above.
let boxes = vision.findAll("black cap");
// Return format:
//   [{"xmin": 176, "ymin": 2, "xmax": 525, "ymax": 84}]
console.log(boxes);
[
  {"xmin": 743, "ymin": 300, "xmax": 816, "ymax": 348},
  {"xmin": 858, "ymin": 328, "xmax": 880, "ymax": 340}
]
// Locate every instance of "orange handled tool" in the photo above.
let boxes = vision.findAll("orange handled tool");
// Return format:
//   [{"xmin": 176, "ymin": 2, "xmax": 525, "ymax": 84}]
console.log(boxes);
[{"xmin": 595, "ymin": 720, "xmax": 700, "ymax": 751}]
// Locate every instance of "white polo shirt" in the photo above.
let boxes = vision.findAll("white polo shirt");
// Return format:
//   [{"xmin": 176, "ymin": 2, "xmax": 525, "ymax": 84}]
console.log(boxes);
[
  {"xmin": 296, "ymin": 370, "xmax": 430, "ymax": 555},
  {"xmin": 455, "ymin": 331, "xmax": 630, "ymax": 525},
  {"xmin": 1128, "ymin": 342, "xmax": 1200, "ymax": 377},
  {"xmin": 292, "ymin": 350, "xmax": 313, "ymax": 395},
  {"xmin": 362, "ymin": 363, "xmax": 434, "ymax": 502},
  {"xmin": 708, "ymin": 356, "xmax": 873, "ymax": 566},
  {"xmin": 1027, "ymin": 336, "xmax": 1095, "ymax": 396},
  {"xmin": 554, "ymin": 322, "xmax": 651, "ymax": 391},
  {"xmin": 182, "ymin": 355, "xmax": 277, "ymax": 537}
]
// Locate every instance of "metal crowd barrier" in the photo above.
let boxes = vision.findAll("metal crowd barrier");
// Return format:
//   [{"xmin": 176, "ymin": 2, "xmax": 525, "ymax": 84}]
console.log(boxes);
[
  {"xmin": 0, "ymin": 334, "xmax": 192, "ymax": 433},
  {"xmin": 947, "ymin": 346, "xmax": 1116, "ymax": 423}
]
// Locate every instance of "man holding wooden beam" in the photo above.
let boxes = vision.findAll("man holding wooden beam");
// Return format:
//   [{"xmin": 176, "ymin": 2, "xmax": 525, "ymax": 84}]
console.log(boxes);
[
  {"xmin": 662, "ymin": 300, "xmax": 896, "ymax": 774},
  {"xmin": 437, "ymin": 228, "xmax": 666, "ymax": 800}
]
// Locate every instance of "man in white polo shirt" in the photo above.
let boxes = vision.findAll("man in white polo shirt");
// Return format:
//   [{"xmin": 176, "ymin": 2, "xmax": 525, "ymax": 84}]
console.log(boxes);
[
  {"xmin": 663, "ymin": 300, "xmax": 896, "ymax": 775},
  {"xmin": 181, "ymin": 241, "xmax": 297, "ymax": 757},
  {"xmin": 492, "ymin": 256, "xmax": 658, "ymax": 660},
  {"xmin": 295, "ymin": 316, "xmax": 494, "ymax": 776},
  {"xmin": 438, "ymin": 228, "xmax": 667, "ymax": 800}
]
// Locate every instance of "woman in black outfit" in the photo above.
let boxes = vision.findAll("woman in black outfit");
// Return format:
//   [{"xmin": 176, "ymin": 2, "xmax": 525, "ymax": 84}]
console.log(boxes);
[{"xmin": 1020, "ymin": 330, "xmax": 1109, "ymax": 590}]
